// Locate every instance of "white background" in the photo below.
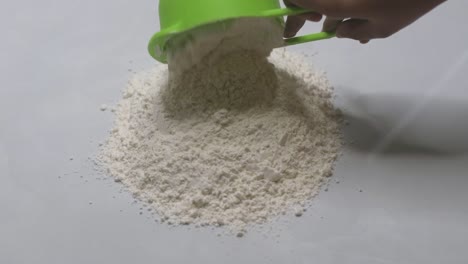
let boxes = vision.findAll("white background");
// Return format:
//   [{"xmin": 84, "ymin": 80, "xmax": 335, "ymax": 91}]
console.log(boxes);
[{"xmin": 1, "ymin": 0, "xmax": 467, "ymax": 263}]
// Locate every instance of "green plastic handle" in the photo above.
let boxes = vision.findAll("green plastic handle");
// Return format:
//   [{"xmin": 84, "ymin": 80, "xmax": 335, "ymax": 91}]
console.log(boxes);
[{"xmin": 260, "ymin": 7, "xmax": 336, "ymax": 46}]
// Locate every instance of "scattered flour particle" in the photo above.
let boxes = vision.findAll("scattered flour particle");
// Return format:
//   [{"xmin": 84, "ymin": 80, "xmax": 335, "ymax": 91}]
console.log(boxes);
[{"xmin": 100, "ymin": 104, "xmax": 108, "ymax": 111}]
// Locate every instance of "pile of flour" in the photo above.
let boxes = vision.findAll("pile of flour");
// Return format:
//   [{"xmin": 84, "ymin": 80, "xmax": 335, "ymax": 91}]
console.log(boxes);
[{"xmin": 99, "ymin": 18, "xmax": 342, "ymax": 236}]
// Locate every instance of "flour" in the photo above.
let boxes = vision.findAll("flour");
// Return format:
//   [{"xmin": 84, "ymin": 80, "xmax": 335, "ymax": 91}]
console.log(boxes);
[
  {"xmin": 98, "ymin": 18, "xmax": 342, "ymax": 236},
  {"xmin": 166, "ymin": 17, "xmax": 284, "ymax": 75}
]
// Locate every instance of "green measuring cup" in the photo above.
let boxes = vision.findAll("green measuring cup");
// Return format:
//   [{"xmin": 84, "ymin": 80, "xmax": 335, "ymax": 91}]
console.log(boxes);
[{"xmin": 148, "ymin": 0, "xmax": 335, "ymax": 63}]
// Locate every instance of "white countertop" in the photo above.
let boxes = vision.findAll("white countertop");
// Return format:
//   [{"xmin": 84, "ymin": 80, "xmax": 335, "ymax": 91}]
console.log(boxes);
[{"xmin": 1, "ymin": 1, "xmax": 467, "ymax": 263}]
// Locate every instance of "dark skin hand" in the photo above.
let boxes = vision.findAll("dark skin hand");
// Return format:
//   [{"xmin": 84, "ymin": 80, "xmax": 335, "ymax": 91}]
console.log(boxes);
[{"xmin": 284, "ymin": 0, "xmax": 447, "ymax": 43}]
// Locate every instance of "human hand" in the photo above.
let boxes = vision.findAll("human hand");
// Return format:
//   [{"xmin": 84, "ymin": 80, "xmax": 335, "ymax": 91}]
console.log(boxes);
[{"xmin": 284, "ymin": 0, "xmax": 446, "ymax": 43}]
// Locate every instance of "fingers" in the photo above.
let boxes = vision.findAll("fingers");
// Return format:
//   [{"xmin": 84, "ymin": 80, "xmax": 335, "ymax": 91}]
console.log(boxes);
[
  {"xmin": 284, "ymin": 13, "xmax": 323, "ymax": 38},
  {"xmin": 287, "ymin": 0, "xmax": 329, "ymax": 12},
  {"xmin": 335, "ymin": 19, "xmax": 375, "ymax": 41},
  {"xmin": 284, "ymin": 0, "xmax": 323, "ymax": 37},
  {"xmin": 301, "ymin": 12, "xmax": 323, "ymax": 22},
  {"xmin": 284, "ymin": 16, "xmax": 306, "ymax": 38},
  {"xmin": 287, "ymin": 0, "xmax": 360, "ymax": 17},
  {"xmin": 322, "ymin": 17, "xmax": 343, "ymax": 33}
]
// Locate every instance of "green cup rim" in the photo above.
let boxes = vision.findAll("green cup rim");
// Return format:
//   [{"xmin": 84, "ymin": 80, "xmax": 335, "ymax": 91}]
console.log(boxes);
[{"xmin": 147, "ymin": 7, "xmax": 334, "ymax": 63}]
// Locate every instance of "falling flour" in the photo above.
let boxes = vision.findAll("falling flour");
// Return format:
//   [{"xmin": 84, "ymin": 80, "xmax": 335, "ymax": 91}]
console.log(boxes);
[
  {"xmin": 166, "ymin": 18, "xmax": 284, "ymax": 75},
  {"xmin": 98, "ymin": 18, "xmax": 342, "ymax": 236}
]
